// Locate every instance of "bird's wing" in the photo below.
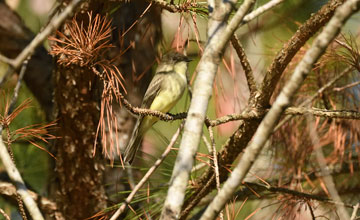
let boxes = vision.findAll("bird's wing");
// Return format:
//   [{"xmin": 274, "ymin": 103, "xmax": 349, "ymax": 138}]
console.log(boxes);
[
  {"xmin": 141, "ymin": 72, "xmax": 167, "ymax": 108},
  {"xmin": 124, "ymin": 72, "xmax": 166, "ymax": 163}
]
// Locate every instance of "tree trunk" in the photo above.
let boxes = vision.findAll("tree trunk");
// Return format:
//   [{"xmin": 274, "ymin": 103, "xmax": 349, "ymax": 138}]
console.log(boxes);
[{"xmin": 50, "ymin": 1, "xmax": 161, "ymax": 219}]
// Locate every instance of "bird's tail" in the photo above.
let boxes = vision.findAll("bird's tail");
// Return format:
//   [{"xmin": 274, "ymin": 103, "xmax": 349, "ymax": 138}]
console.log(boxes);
[{"xmin": 123, "ymin": 117, "xmax": 144, "ymax": 164}]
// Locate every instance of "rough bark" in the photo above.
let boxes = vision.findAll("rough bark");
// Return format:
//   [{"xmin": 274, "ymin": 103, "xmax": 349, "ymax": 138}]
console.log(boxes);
[
  {"xmin": 52, "ymin": 63, "xmax": 107, "ymax": 220},
  {"xmin": 50, "ymin": 1, "xmax": 162, "ymax": 218}
]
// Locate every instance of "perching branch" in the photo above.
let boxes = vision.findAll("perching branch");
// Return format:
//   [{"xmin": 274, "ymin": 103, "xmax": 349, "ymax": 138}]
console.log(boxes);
[
  {"xmin": 121, "ymin": 89, "xmax": 360, "ymax": 129},
  {"xmin": 118, "ymin": 92, "xmax": 187, "ymax": 121},
  {"xmin": 124, "ymin": 89, "xmax": 360, "ymax": 128}
]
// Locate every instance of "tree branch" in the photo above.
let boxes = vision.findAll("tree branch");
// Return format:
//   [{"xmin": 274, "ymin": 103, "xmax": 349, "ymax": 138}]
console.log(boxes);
[
  {"xmin": 0, "ymin": 208, "xmax": 10, "ymax": 220},
  {"xmin": 258, "ymin": 0, "xmax": 346, "ymax": 107},
  {"xmin": 0, "ymin": 181, "xmax": 64, "ymax": 219},
  {"xmin": 350, "ymin": 203, "xmax": 360, "ymax": 220},
  {"xmin": 285, "ymin": 107, "xmax": 360, "ymax": 119},
  {"xmin": 208, "ymin": 126, "xmax": 222, "ymax": 219},
  {"xmin": 180, "ymin": 2, "xmax": 348, "ymax": 217},
  {"xmin": 333, "ymin": 80, "xmax": 360, "ymax": 91},
  {"xmin": 148, "ymin": 0, "xmax": 207, "ymax": 15},
  {"xmin": 231, "ymin": 34, "xmax": 258, "ymax": 98},
  {"xmin": 117, "ymin": 92, "xmax": 187, "ymax": 121},
  {"xmin": 160, "ymin": 0, "xmax": 256, "ymax": 219},
  {"xmin": 0, "ymin": 137, "xmax": 45, "ymax": 220},
  {"xmin": 0, "ymin": 0, "xmax": 82, "ymax": 88},
  {"xmin": 10, "ymin": 0, "xmax": 82, "ymax": 69},
  {"xmin": 199, "ymin": 1, "xmax": 360, "ymax": 219}
]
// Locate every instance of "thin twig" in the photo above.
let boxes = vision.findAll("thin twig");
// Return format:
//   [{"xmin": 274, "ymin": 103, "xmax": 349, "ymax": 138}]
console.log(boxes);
[
  {"xmin": 150, "ymin": 0, "xmax": 284, "ymax": 25},
  {"xmin": 335, "ymin": 38, "xmax": 354, "ymax": 51},
  {"xmin": 2, "ymin": 59, "xmax": 29, "ymax": 162},
  {"xmin": 333, "ymin": 80, "xmax": 360, "ymax": 91},
  {"xmin": 209, "ymin": 105, "xmax": 360, "ymax": 128},
  {"xmin": 0, "ymin": 208, "xmax": 10, "ymax": 220},
  {"xmin": 11, "ymin": 0, "xmax": 83, "ymax": 69},
  {"xmin": 191, "ymin": 161, "xmax": 207, "ymax": 173},
  {"xmin": 0, "ymin": 0, "xmax": 82, "ymax": 87},
  {"xmin": 242, "ymin": 182, "xmax": 353, "ymax": 208},
  {"xmin": 350, "ymin": 203, "xmax": 360, "ymax": 220},
  {"xmin": 285, "ymin": 107, "xmax": 360, "ymax": 119},
  {"xmin": 209, "ymin": 126, "xmax": 223, "ymax": 220},
  {"xmin": 274, "ymin": 66, "xmax": 353, "ymax": 131},
  {"xmin": 0, "ymin": 54, "xmax": 13, "ymax": 65},
  {"xmin": 203, "ymin": 135, "xmax": 213, "ymax": 155},
  {"xmin": 109, "ymin": 123, "xmax": 184, "ymax": 220},
  {"xmin": 16, "ymin": 193, "xmax": 28, "ymax": 220},
  {"xmin": 301, "ymin": 65, "xmax": 353, "ymax": 106},
  {"xmin": 307, "ymin": 113, "xmax": 350, "ymax": 220},
  {"xmin": 242, "ymin": 0, "xmax": 285, "ymax": 24},
  {"xmin": 8, "ymin": 57, "xmax": 30, "ymax": 114}
]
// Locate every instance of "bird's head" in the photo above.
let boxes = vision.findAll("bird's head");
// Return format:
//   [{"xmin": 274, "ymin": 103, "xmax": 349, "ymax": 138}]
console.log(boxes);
[{"xmin": 156, "ymin": 52, "xmax": 191, "ymax": 74}]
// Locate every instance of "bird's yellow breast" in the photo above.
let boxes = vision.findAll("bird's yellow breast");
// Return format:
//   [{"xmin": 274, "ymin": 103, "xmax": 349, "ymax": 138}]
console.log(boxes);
[
  {"xmin": 139, "ymin": 71, "xmax": 187, "ymax": 134},
  {"xmin": 150, "ymin": 72, "xmax": 186, "ymax": 113}
]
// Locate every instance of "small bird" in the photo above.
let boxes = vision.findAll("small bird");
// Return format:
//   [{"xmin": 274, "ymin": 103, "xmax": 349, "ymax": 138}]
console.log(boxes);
[{"xmin": 123, "ymin": 52, "xmax": 191, "ymax": 164}]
